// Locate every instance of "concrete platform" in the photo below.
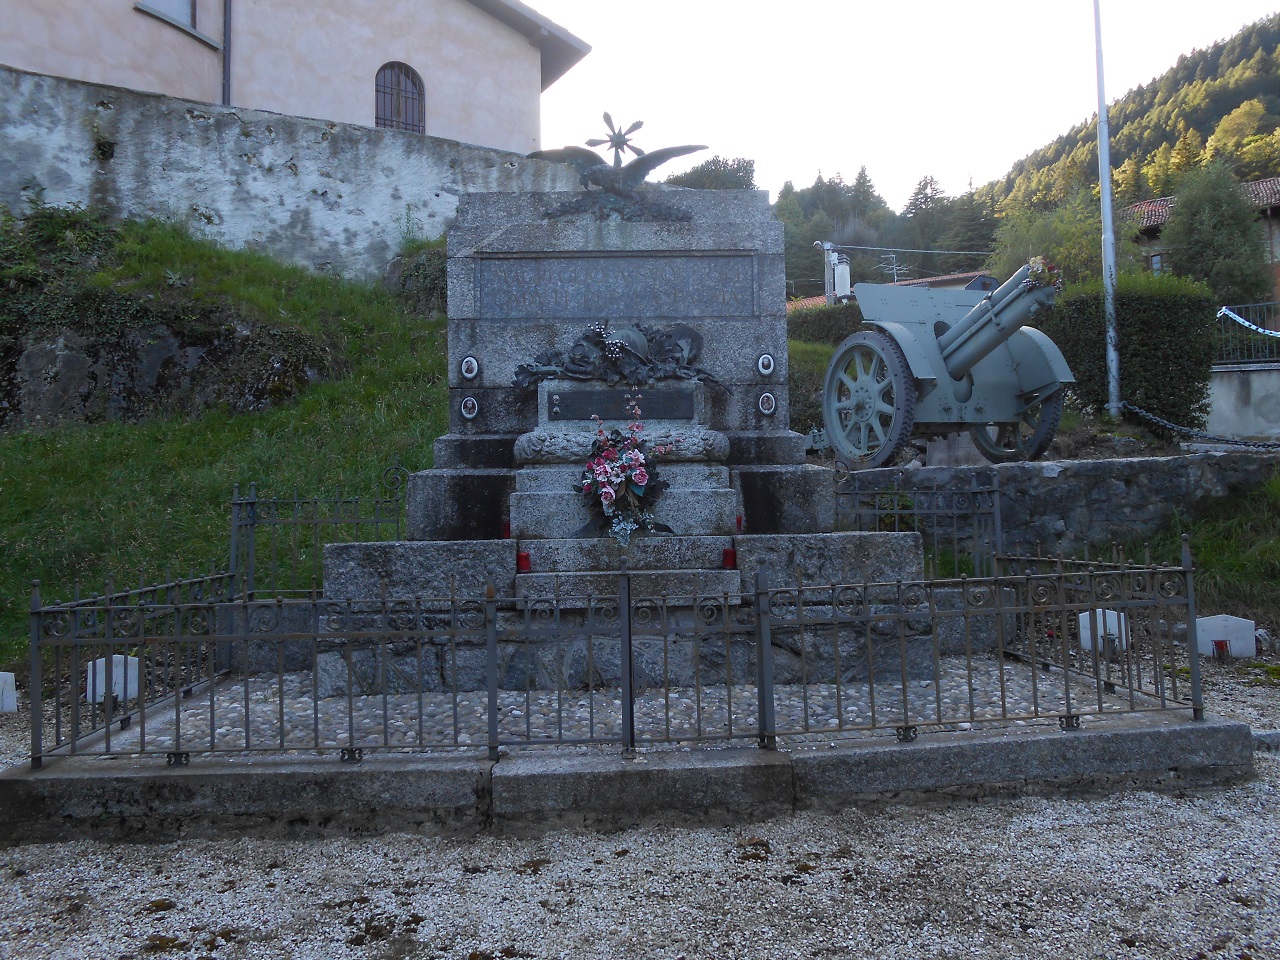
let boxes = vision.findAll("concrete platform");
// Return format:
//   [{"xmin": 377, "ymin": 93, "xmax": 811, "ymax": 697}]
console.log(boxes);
[{"xmin": 0, "ymin": 714, "xmax": 1253, "ymax": 844}]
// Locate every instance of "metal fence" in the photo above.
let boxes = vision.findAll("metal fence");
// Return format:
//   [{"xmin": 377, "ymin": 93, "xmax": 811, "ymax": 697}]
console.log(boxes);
[
  {"xmin": 230, "ymin": 463, "xmax": 409, "ymax": 598},
  {"xmin": 28, "ymin": 542, "xmax": 1204, "ymax": 769},
  {"xmin": 1216, "ymin": 303, "xmax": 1280, "ymax": 365},
  {"xmin": 835, "ymin": 470, "xmax": 1002, "ymax": 576}
]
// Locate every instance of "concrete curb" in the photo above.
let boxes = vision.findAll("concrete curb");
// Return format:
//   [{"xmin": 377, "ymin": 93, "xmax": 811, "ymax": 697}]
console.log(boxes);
[{"xmin": 0, "ymin": 716, "xmax": 1254, "ymax": 845}]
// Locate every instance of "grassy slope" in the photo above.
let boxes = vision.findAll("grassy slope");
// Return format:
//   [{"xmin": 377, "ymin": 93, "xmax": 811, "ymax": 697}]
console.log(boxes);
[{"xmin": 0, "ymin": 215, "xmax": 447, "ymax": 664}]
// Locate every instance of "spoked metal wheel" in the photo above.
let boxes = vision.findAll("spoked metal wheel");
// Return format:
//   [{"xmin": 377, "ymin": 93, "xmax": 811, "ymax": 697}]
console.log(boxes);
[
  {"xmin": 970, "ymin": 388, "xmax": 1064, "ymax": 463},
  {"xmin": 822, "ymin": 330, "xmax": 917, "ymax": 469}
]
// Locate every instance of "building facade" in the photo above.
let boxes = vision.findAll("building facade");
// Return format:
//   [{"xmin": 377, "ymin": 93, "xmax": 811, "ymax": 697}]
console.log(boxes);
[{"xmin": 0, "ymin": 0, "xmax": 587, "ymax": 154}]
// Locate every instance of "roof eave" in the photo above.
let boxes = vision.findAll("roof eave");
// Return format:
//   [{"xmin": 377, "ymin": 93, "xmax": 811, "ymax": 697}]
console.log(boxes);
[{"xmin": 463, "ymin": 0, "xmax": 591, "ymax": 90}]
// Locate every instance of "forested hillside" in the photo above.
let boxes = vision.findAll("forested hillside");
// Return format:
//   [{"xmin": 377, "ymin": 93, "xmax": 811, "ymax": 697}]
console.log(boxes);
[
  {"xmin": 771, "ymin": 14, "xmax": 1280, "ymax": 297},
  {"xmin": 979, "ymin": 14, "xmax": 1280, "ymax": 211}
]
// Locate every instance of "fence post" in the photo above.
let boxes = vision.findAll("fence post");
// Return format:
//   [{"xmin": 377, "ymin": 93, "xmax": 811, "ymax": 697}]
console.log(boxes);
[
  {"xmin": 228, "ymin": 484, "xmax": 241, "ymax": 601},
  {"xmin": 28, "ymin": 582, "xmax": 43, "ymax": 771},
  {"xmin": 754, "ymin": 567, "xmax": 776, "ymax": 749},
  {"xmin": 244, "ymin": 483, "xmax": 258, "ymax": 600},
  {"xmin": 618, "ymin": 560, "xmax": 635, "ymax": 755},
  {"xmin": 485, "ymin": 571, "xmax": 500, "ymax": 762},
  {"xmin": 1181, "ymin": 536, "xmax": 1205, "ymax": 721}
]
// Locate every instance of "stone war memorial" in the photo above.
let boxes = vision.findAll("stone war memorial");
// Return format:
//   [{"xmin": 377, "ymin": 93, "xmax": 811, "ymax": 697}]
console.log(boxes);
[
  {"xmin": 327, "ymin": 133, "xmax": 912, "ymax": 608},
  {"xmin": 4, "ymin": 121, "xmax": 1253, "ymax": 840}
]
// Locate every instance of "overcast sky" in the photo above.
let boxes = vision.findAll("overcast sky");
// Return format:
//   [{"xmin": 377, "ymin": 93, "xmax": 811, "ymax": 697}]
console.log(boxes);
[{"xmin": 532, "ymin": 1, "xmax": 1280, "ymax": 210}]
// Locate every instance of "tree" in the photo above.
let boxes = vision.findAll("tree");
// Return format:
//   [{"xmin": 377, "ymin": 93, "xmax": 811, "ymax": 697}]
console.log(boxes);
[
  {"xmin": 939, "ymin": 190, "xmax": 996, "ymax": 274},
  {"xmin": 1162, "ymin": 161, "xmax": 1272, "ymax": 304},
  {"xmin": 1169, "ymin": 128, "xmax": 1205, "ymax": 176},
  {"xmin": 1143, "ymin": 142, "xmax": 1177, "ymax": 197},
  {"xmin": 1206, "ymin": 99, "xmax": 1269, "ymax": 163},
  {"xmin": 987, "ymin": 188, "xmax": 1141, "ymax": 284},
  {"xmin": 665, "ymin": 155, "xmax": 756, "ymax": 190}
]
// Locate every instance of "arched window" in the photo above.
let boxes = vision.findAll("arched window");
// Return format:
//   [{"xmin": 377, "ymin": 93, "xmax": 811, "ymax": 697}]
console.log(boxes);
[{"xmin": 375, "ymin": 62, "xmax": 425, "ymax": 134}]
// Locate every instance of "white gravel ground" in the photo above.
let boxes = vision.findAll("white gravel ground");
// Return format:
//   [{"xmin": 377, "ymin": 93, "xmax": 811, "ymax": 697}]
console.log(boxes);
[{"xmin": 1, "ymin": 656, "xmax": 1278, "ymax": 960}]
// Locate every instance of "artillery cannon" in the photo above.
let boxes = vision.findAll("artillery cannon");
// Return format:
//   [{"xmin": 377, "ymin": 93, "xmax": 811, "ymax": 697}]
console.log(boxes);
[{"xmin": 821, "ymin": 262, "xmax": 1074, "ymax": 468}]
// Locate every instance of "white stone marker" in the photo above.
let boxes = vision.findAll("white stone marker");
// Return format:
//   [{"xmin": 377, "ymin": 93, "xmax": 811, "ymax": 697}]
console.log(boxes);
[
  {"xmin": 0, "ymin": 673, "xmax": 15, "ymax": 713},
  {"xmin": 1078, "ymin": 609, "xmax": 1128, "ymax": 652},
  {"xmin": 1196, "ymin": 614, "xmax": 1256, "ymax": 658},
  {"xmin": 85, "ymin": 655, "xmax": 141, "ymax": 704}
]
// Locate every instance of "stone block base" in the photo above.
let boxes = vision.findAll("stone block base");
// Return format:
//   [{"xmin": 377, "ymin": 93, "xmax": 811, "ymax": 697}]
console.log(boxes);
[
  {"xmin": 733, "ymin": 532, "xmax": 924, "ymax": 588},
  {"xmin": 325, "ymin": 540, "xmax": 516, "ymax": 599},
  {"xmin": 734, "ymin": 464, "xmax": 835, "ymax": 534},
  {"xmin": 406, "ymin": 469, "xmax": 513, "ymax": 541}
]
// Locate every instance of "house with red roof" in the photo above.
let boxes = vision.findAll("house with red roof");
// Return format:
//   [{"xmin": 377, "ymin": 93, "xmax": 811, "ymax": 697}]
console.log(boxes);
[{"xmin": 1122, "ymin": 177, "xmax": 1280, "ymax": 302}]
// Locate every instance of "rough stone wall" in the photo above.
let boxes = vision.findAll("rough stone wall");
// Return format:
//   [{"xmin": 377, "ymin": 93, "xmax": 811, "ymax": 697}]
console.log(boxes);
[
  {"xmin": 0, "ymin": 65, "xmax": 578, "ymax": 279},
  {"xmin": 843, "ymin": 452, "xmax": 1280, "ymax": 556}
]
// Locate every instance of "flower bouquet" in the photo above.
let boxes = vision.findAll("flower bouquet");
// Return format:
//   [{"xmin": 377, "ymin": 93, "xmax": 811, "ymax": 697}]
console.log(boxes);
[
  {"xmin": 1023, "ymin": 256, "xmax": 1062, "ymax": 290},
  {"xmin": 575, "ymin": 403, "xmax": 672, "ymax": 545}
]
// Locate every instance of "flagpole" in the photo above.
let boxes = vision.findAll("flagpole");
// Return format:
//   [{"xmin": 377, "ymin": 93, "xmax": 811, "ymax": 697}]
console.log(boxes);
[{"xmin": 1095, "ymin": 0, "xmax": 1121, "ymax": 418}]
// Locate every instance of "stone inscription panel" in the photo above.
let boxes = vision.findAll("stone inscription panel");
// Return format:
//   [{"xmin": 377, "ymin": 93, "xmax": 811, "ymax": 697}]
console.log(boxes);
[
  {"xmin": 547, "ymin": 386, "xmax": 696, "ymax": 422},
  {"xmin": 476, "ymin": 254, "xmax": 756, "ymax": 319}
]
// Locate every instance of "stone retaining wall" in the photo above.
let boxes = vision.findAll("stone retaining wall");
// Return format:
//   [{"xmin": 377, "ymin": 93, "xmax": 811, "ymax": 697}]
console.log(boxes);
[
  {"xmin": 844, "ymin": 452, "xmax": 1280, "ymax": 556},
  {"xmin": 0, "ymin": 64, "xmax": 578, "ymax": 279}
]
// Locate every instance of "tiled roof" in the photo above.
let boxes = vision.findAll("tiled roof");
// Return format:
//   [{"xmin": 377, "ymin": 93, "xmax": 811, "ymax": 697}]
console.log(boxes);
[
  {"xmin": 1120, "ymin": 176, "xmax": 1280, "ymax": 230},
  {"xmin": 1121, "ymin": 197, "xmax": 1174, "ymax": 229},
  {"xmin": 1245, "ymin": 177, "xmax": 1280, "ymax": 207},
  {"xmin": 786, "ymin": 295, "xmax": 828, "ymax": 313},
  {"xmin": 894, "ymin": 271, "xmax": 992, "ymax": 288}
]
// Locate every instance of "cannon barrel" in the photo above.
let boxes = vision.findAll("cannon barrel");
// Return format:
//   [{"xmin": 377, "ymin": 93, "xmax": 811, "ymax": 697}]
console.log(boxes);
[{"xmin": 935, "ymin": 264, "xmax": 1058, "ymax": 380}]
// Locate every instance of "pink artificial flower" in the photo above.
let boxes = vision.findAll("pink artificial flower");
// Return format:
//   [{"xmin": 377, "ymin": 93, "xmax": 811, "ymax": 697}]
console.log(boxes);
[
  {"xmin": 600, "ymin": 486, "xmax": 616, "ymax": 505},
  {"xmin": 632, "ymin": 467, "xmax": 649, "ymax": 487}
]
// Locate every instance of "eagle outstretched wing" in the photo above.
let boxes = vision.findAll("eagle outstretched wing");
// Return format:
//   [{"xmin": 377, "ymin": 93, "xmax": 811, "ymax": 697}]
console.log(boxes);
[{"xmin": 619, "ymin": 145, "xmax": 707, "ymax": 190}]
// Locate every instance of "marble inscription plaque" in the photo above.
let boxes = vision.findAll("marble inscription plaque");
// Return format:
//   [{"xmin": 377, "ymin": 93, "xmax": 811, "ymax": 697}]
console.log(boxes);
[{"xmin": 477, "ymin": 254, "xmax": 755, "ymax": 319}]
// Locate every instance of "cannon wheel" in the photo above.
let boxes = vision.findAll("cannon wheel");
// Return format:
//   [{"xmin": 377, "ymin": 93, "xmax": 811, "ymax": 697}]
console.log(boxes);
[
  {"xmin": 822, "ymin": 330, "xmax": 917, "ymax": 469},
  {"xmin": 970, "ymin": 389, "xmax": 1064, "ymax": 463}
]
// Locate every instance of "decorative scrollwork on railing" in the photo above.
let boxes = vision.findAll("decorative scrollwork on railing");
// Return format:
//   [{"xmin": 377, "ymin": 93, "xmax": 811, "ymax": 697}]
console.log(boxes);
[
  {"xmin": 632, "ymin": 599, "xmax": 664, "ymax": 630},
  {"xmin": 964, "ymin": 582, "xmax": 994, "ymax": 609},
  {"xmin": 382, "ymin": 461, "xmax": 410, "ymax": 499},
  {"xmin": 456, "ymin": 599, "xmax": 487, "ymax": 631},
  {"xmin": 833, "ymin": 585, "xmax": 866, "ymax": 617},
  {"xmin": 695, "ymin": 596, "xmax": 727, "ymax": 628},
  {"xmin": 249, "ymin": 603, "xmax": 281, "ymax": 635},
  {"xmin": 1092, "ymin": 573, "xmax": 1123, "ymax": 604},
  {"xmin": 1027, "ymin": 576, "xmax": 1061, "ymax": 607},
  {"xmin": 385, "ymin": 601, "xmax": 418, "ymax": 633},
  {"xmin": 39, "ymin": 610, "xmax": 73, "ymax": 641},
  {"xmin": 767, "ymin": 590, "xmax": 799, "ymax": 621},
  {"xmin": 1157, "ymin": 572, "xmax": 1188, "ymax": 600},
  {"xmin": 183, "ymin": 606, "xmax": 215, "ymax": 637},
  {"xmin": 582, "ymin": 597, "xmax": 617, "ymax": 629}
]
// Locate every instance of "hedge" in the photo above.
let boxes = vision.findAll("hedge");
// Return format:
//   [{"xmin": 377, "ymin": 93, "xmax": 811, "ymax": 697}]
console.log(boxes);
[
  {"xmin": 786, "ymin": 300, "xmax": 864, "ymax": 346},
  {"xmin": 1037, "ymin": 272, "xmax": 1217, "ymax": 430}
]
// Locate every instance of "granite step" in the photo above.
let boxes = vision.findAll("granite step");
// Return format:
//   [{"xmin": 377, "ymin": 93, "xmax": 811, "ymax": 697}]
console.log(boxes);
[
  {"xmin": 510, "ymin": 488, "xmax": 743, "ymax": 539},
  {"xmin": 513, "ymin": 568, "xmax": 745, "ymax": 605},
  {"xmin": 519, "ymin": 536, "xmax": 735, "ymax": 573}
]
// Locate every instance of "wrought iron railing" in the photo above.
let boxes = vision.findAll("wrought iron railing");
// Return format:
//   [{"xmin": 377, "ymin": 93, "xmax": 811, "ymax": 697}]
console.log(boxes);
[
  {"xmin": 835, "ymin": 470, "xmax": 1002, "ymax": 576},
  {"xmin": 28, "ymin": 544, "xmax": 1204, "ymax": 769},
  {"xmin": 230, "ymin": 463, "xmax": 409, "ymax": 598},
  {"xmin": 1216, "ymin": 304, "xmax": 1280, "ymax": 365}
]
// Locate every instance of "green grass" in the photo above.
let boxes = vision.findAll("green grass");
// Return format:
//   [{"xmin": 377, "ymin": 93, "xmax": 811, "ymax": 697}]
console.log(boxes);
[
  {"xmin": 0, "ymin": 211, "xmax": 448, "ymax": 667},
  {"xmin": 787, "ymin": 338, "xmax": 834, "ymax": 436},
  {"xmin": 1143, "ymin": 471, "xmax": 1280, "ymax": 629}
]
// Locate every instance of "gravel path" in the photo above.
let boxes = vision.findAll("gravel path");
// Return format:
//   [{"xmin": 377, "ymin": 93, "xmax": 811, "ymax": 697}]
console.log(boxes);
[{"xmin": 0, "ymin": 656, "xmax": 1277, "ymax": 960}]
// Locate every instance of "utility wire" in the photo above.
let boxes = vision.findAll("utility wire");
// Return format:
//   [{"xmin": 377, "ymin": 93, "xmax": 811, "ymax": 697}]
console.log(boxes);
[{"xmin": 827, "ymin": 243, "xmax": 993, "ymax": 256}]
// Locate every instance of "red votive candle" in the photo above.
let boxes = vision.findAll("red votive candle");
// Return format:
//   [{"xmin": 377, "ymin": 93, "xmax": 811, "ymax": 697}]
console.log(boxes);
[
  {"xmin": 722, "ymin": 548, "xmax": 737, "ymax": 570},
  {"xmin": 516, "ymin": 551, "xmax": 531, "ymax": 573},
  {"xmin": 503, "ymin": 521, "xmax": 512, "ymax": 539}
]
